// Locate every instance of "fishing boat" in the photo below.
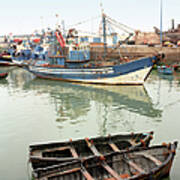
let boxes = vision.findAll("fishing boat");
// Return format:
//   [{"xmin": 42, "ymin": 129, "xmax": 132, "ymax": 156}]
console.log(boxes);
[
  {"xmin": 0, "ymin": 53, "xmax": 15, "ymax": 66},
  {"xmin": 31, "ymin": 141, "xmax": 177, "ymax": 180},
  {"xmin": 24, "ymin": 14, "xmax": 162, "ymax": 85},
  {"xmin": 0, "ymin": 72, "xmax": 8, "ymax": 79},
  {"xmin": 29, "ymin": 131, "xmax": 153, "ymax": 169},
  {"xmin": 157, "ymin": 65, "xmax": 173, "ymax": 75}
]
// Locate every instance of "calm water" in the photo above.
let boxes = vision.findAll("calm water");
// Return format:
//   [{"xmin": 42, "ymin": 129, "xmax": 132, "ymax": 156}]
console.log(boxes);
[{"xmin": 0, "ymin": 66, "xmax": 179, "ymax": 180}]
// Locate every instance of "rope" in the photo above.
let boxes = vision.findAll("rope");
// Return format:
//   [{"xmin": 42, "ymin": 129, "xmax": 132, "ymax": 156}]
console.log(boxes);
[
  {"xmin": 106, "ymin": 19, "xmax": 131, "ymax": 34},
  {"xmin": 67, "ymin": 16, "xmax": 100, "ymax": 28},
  {"xmin": 105, "ymin": 14, "xmax": 135, "ymax": 33}
]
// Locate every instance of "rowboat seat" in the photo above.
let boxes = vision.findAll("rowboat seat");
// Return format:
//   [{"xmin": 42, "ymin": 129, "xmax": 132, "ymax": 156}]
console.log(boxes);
[
  {"xmin": 42, "ymin": 146, "xmax": 79, "ymax": 158},
  {"xmin": 123, "ymin": 159, "xmax": 145, "ymax": 173},
  {"xmin": 137, "ymin": 153, "xmax": 162, "ymax": 166},
  {"xmin": 109, "ymin": 142, "xmax": 120, "ymax": 152}
]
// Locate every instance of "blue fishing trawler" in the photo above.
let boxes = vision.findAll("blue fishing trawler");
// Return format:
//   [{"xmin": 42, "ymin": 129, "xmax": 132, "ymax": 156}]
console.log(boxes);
[{"xmin": 25, "ymin": 14, "xmax": 161, "ymax": 85}]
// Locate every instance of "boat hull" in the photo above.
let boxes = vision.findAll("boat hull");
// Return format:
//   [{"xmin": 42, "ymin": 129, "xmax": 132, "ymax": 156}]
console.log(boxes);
[
  {"xmin": 0, "ymin": 56, "xmax": 15, "ymax": 66},
  {"xmin": 26, "ymin": 56, "xmax": 156, "ymax": 85},
  {"xmin": 31, "ymin": 142, "xmax": 177, "ymax": 180},
  {"xmin": 29, "ymin": 131, "xmax": 154, "ymax": 170}
]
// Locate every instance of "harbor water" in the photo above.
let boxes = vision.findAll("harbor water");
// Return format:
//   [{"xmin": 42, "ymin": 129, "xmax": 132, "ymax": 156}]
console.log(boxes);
[{"xmin": 0, "ymin": 66, "xmax": 179, "ymax": 180}]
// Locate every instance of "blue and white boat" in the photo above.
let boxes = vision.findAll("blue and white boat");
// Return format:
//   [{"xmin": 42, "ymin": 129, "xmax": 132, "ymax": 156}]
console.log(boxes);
[
  {"xmin": 25, "ymin": 14, "xmax": 160, "ymax": 85},
  {"xmin": 26, "ymin": 56, "xmax": 158, "ymax": 85}
]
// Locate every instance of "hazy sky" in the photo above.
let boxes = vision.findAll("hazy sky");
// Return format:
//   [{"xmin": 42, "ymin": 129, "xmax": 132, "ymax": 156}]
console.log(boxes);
[{"xmin": 0, "ymin": 0, "xmax": 180, "ymax": 35}]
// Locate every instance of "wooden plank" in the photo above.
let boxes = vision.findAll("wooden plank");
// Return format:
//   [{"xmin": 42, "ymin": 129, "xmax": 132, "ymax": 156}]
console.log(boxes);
[
  {"xmin": 38, "ymin": 145, "xmax": 79, "ymax": 159},
  {"xmin": 123, "ymin": 159, "xmax": 145, "ymax": 173},
  {"xmin": 85, "ymin": 139, "xmax": 122, "ymax": 179},
  {"xmin": 70, "ymin": 147, "xmax": 79, "ymax": 158},
  {"xmin": 129, "ymin": 140, "xmax": 137, "ymax": 146},
  {"xmin": 30, "ymin": 156, "xmax": 78, "ymax": 162},
  {"xmin": 42, "ymin": 146, "xmax": 70, "ymax": 153},
  {"xmin": 37, "ymin": 167, "xmax": 81, "ymax": 180},
  {"xmin": 109, "ymin": 143, "xmax": 120, "ymax": 152},
  {"xmin": 81, "ymin": 168, "xmax": 95, "ymax": 180},
  {"xmin": 138, "ymin": 153, "xmax": 162, "ymax": 166},
  {"xmin": 101, "ymin": 161, "xmax": 122, "ymax": 180},
  {"xmin": 85, "ymin": 138, "xmax": 101, "ymax": 156}
]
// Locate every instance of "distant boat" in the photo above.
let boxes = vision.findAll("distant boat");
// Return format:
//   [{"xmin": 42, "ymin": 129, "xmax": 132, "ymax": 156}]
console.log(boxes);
[
  {"xmin": 0, "ymin": 72, "xmax": 8, "ymax": 79},
  {"xmin": 157, "ymin": 65, "xmax": 173, "ymax": 75},
  {"xmin": 0, "ymin": 53, "xmax": 15, "ymax": 66},
  {"xmin": 172, "ymin": 63, "xmax": 180, "ymax": 72}
]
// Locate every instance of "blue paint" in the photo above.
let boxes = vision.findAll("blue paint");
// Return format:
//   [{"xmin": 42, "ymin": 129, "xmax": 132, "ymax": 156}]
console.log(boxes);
[
  {"xmin": 113, "ymin": 57, "xmax": 154, "ymax": 75},
  {"xmin": 112, "ymin": 34, "xmax": 118, "ymax": 45},
  {"xmin": 80, "ymin": 37, "xmax": 89, "ymax": 42},
  {"xmin": 69, "ymin": 50, "xmax": 90, "ymax": 61},
  {"xmin": 28, "ymin": 56, "xmax": 156, "ymax": 83},
  {"xmin": 93, "ymin": 37, "xmax": 101, "ymax": 43}
]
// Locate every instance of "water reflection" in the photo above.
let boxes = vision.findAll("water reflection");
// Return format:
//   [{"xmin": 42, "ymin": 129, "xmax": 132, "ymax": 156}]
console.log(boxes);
[
  {"xmin": 146, "ymin": 71, "xmax": 180, "ymax": 110},
  {"xmin": 23, "ymin": 78, "xmax": 162, "ymax": 119},
  {"xmin": 0, "ymin": 67, "xmax": 163, "ymax": 134},
  {"xmin": 0, "ymin": 67, "xmax": 179, "ymax": 180},
  {"xmin": 0, "ymin": 78, "xmax": 8, "ymax": 86}
]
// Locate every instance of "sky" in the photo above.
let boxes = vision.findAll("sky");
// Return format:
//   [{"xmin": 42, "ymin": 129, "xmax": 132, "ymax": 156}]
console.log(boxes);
[{"xmin": 0, "ymin": 0, "xmax": 180, "ymax": 35}]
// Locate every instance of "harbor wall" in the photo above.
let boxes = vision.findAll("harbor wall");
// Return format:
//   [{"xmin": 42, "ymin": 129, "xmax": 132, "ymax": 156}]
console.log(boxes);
[{"xmin": 90, "ymin": 46, "xmax": 180, "ymax": 64}]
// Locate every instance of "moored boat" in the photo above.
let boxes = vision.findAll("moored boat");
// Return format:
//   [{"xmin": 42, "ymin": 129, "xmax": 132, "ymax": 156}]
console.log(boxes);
[
  {"xmin": 157, "ymin": 65, "xmax": 173, "ymax": 75},
  {"xmin": 29, "ymin": 131, "xmax": 153, "ymax": 169},
  {"xmin": 0, "ymin": 53, "xmax": 15, "ymax": 66},
  {"xmin": 26, "ymin": 55, "xmax": 160, "ymax": 85},
  {"xmin": 24, "ymin": 14, "xmax": 162, "ymax": 85},
  {"xmin": 172, "ymin": 63, "xmax": 180, "ymax": 72},
  {"xmin": 31, "ymin": 141, "xmax": 178, "ymax": 180}
]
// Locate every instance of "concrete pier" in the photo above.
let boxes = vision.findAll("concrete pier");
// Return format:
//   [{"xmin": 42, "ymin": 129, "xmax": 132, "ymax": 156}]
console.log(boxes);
[{"xmin": 90, "ymin": 46, "xmax": 180, "ymax": 64}]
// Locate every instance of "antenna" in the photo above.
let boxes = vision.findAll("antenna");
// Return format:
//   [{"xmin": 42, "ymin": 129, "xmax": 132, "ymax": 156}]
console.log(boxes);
[
  {"xmin": 100, "ymin": 2, "xmax": 104, "ymax": 14},
  {"xmin": 55, "ymin": 13, "xmax": 60, "ymax": 30}
]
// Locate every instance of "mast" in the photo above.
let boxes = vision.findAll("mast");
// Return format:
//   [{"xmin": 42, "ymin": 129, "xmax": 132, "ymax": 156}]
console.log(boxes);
[
  {"xmin": 102, "ymin": 13, "xmax": 107, "ymax": 59},
  {"xmin": 160, "ymin": 0, "xmax": 163, "ymax": 46}
]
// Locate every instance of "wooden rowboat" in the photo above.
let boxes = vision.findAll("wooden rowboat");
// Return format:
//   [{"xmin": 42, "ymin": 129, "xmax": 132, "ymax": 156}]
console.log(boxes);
[
  {"xmin": 29, "ymin": 131, "xmax": 153, "ymax": 170},
  {"xmin": 31, "ymin": 141, "xmax": 178, "ymax": 180}
]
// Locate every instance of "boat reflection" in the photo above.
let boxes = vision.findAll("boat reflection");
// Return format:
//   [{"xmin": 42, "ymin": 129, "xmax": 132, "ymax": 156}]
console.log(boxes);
[
  {"xmin": 0, "ymin": 78, "xmax": 8, "ymax": 86},
  {"xmin": 23, "ymin": 77, "xmax": 162, "ymax": 119},
  {"xmin": 3, "ymin": 67, "xmax": 163, "ymax": 134}
]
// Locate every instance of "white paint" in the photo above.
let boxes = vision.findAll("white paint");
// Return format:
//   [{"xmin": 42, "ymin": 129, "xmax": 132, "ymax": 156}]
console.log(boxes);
[
  {"xmin": 29, "ymin": 65, "xmax": 152, "ymax": 85},
  {"xmin": 72, "ymin": 67, "xmax": 152, "ymax": 84}
]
